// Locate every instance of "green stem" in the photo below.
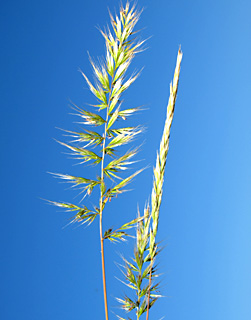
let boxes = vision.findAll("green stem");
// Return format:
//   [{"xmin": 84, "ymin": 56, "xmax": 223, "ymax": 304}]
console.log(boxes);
[
  {"xmin": 146, "ymin": 259, "xmax": 153, "ymax": 320},
  {"xmin": 99, "ymin": 110, "xmax": 109, "ymax": 320},
  {"xmin": 100, "ymin": 213, "xmax": 109, "ymax": 320},
  {"xmin": 99, "ymin": 69, "xmax": 116, "ymax": 320},
  {"xmin": 136, "ymin": 255, "xmax": 142, "ymax": 319}
]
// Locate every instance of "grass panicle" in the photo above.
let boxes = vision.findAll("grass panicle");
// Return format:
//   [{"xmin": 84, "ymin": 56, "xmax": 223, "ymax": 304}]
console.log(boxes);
[
  {"xmin": 48, "ymin": 2, "xmax": 182, "ymax": 320},
  {"xmin": 117, "ymin": 49, "xmax": 182, "ymax": 320},
  {"xmin": 48, "ymin": 3, "xmax": 147, "ymax": 320}
]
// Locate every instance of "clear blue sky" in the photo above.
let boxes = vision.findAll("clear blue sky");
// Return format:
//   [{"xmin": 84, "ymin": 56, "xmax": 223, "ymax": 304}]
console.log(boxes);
[{"xmin": 1, "ymin": 0, "xmax": 251, "ymax": 319}]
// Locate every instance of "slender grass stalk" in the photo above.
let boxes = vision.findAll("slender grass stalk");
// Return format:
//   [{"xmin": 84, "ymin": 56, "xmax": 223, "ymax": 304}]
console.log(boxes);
[
  {"xmin": 99, "ymin": 67, "xmax": 114, "ymax": 320},
  {"xmin": 100, "ymin": 218, "xmax": 109, "ymax": 320},
  {"xmin": 146, "ymin": 48, "xmax": 183, "ymax": 320},
  {"xmin": 117, "ymin": 49, "xmax": 182, "ymax": 320},
  {"xmin": 100, "ymin": 117, "xmax": 109, "ymax": 319}
]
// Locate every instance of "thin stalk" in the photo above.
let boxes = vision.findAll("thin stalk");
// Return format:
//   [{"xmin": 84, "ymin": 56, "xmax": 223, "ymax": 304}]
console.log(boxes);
[
  {"xmin": 145, "ymin": 260, "xmax": 153, "ymax": 320},
  {"xmin": 99, "ymin": 71, "xmax": 115, "ymax": 320},
  {"xmin": 100, "ymin": 213, "xmax": 109, "ymax": 320},
  {"xmin": 137, "ymin": 267, "xmax": 142, "ymax": 320},
  {"xmin": 99, "ymin": 113, "xmax": 109, "ymax": 320}
]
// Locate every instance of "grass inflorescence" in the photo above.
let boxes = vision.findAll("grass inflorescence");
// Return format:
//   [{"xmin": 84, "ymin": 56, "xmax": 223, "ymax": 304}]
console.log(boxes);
[{"xmin": 48, "ymin": 2, "xmax": 182, "ymax": 320}]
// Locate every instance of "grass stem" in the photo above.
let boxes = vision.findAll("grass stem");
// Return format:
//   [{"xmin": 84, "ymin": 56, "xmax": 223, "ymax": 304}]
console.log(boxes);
[
  {"xmin": 100, "ymin": 218, "xmax": 109, "ymax": 320},
  {"xmin": 99, "ymin": 97, "xmax": 110, "ymax": 320},
  {"xmin": 145, "ymin": 260, "xmax": 153, "ymax": 320}
]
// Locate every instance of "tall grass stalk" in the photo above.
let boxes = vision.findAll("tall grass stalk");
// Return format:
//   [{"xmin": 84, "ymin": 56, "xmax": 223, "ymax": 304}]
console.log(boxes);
[
  {"xmin": 116, "ymin": 49, "xmax": 182, "ymax": 320},
  {"xmin": 48, "ymin": 2, "xmax": 182, "ymax": 320},
  {"xmin": 146, "ymin": 48, "xmax": 182, "ymax": 320}
]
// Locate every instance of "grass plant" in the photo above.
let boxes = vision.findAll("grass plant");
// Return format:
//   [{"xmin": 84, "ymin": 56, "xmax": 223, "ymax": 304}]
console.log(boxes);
[
  {"xmin": 48, "ymin": 2, "xmax": 182, "ymax": 319},
  {"xmin": 117, "ymin": 49, "xmax": 182, "ymax": 320}
]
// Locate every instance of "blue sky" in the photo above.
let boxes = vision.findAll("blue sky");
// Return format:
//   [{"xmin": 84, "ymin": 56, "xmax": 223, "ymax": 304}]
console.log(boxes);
[{"xmin": 1, "ymin": 0, "xmax": 251, "ymax": 319}]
